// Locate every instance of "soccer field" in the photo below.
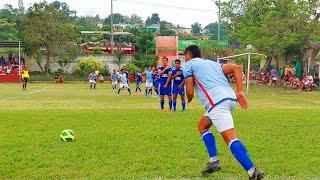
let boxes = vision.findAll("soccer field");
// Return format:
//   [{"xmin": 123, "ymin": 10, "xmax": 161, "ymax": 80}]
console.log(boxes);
[{"xmin": 0, "ymin": 83, "xmax": 319, "ymax": 179}]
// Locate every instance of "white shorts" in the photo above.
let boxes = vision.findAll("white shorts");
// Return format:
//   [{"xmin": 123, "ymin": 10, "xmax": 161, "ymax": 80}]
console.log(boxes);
[
  {"xmin": 204, "ymin": 100, "xmax": 237, "ymax": 133},
  {"xmin": 89, "ymin": 80, "xmax": 96, "ymax": 84},
  {"xmin": 112, "ymin": 81, "xmax": 118, "ymax": 85},
  {"xmin": 119, "ymin": 83, "xmax": 129, "ymax": 89},
  {"xmin": 146, "ymin": 82, "xmax": 153, "ymax": 87}
]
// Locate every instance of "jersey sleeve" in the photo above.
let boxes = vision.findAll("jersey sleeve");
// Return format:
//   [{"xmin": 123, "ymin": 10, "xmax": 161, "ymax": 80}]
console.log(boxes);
[{"xmin": 183, "ymin": 62, "xmax": 193, "ymax": 79}]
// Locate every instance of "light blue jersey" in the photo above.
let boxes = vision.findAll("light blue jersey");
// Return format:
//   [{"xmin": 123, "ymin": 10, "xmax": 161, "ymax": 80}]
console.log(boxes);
[
  {"xmin": 144, "ymin": 70, "xmax": 153, "ymax": 83},
  {"xmin": 183, "ymin": 58, "xmax": 237, "ymax": 111}
]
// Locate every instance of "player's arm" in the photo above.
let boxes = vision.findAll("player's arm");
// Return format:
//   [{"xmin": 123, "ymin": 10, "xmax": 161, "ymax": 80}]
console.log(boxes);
[
  {"xmin": 222, "ymin": 64, "xmax": 248, "ymax": 109},
  {"xmin": 172, "ymin": 71, "xmax": 182, "ymax": 79},
  {"xmin": 185, "ymin": 77, "xmax": 194, "ymax": 103},
  {"xmin": 178, "ymin": 79, "xmax": 185, "ymax": 89},
  {"xmin": 164, "ymin": 72, "xmax": 172, "ymax": 87},
  {"xmin": 158, "ymin": 66, "xmax": 169, "ymax": 75}
]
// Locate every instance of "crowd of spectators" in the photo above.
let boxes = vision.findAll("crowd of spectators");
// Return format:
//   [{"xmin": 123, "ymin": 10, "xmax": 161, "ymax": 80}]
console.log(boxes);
[
  {"xmin": 226, "ymin": 65, "xmax": 318, "ymax": 91},
  {"xmin": 0, "ymin": 54, "xmax": 24, "ymax": 75},
  {"xmin": 282, "ymin": 67, "xmax": 316, "ymax": 91}
]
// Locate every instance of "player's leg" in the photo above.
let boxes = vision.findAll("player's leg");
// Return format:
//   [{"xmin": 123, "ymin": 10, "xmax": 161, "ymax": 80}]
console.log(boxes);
[
  {"xmin": 159, "ymin": 86, "xmax": 165, "ymax": 110},
  {"xmin": 180, "ymin": 94, "xmax": 186, "ymax": 111},
  {"xmin": 211, "ymin": 100, "xmax": 264, "ymax": 179},
  {"xmin": 145, "ymin": 83, "xmax": 148, "ymax": 96},
  {"xmin": 198, "ymin": 116, "xmax": 220, "ymax": 174},
  {"xmin": 22, "ymin": 78, "xmax": 25, "ymax": 90},
  {"xmin": 23, "ymin": 78, "xmax": 27, "ymax": 90},
  {"xmin": 25, "ymin": 78, "xmax": 28, "ymax": 90},
  {"xmin": 180, "ymin": 86, "xmax": 186, "ymax": 111},
  {"xmin": 153, "ymin": 82, "xmax": 159, "ymax": 96},
  {"xmin": 172, "ymin": 94, "xmax": 178, "ymax": 112},
  {"xmin": 126, "ymin": 84, "xmax": 132, "ymax": 95},
  {"xmin": 221, "ymin": 128, "xmax": 264, "ymax": 179},
  {"xmin": 117, "ymin": 84, "xmax": 123, "ymax": 94},
  {"xmin": 167, "ymin": 85, "xmax": 173, "ymax": 111},
  {"xmin": 112, "ymin": 82, "xmax": 115, "ymax": 91},
  {"xmin": 94, "ymin": 82, "xmax": 96, "ymax": 90},
  {"xmin": 172, "ymin": 85, "xmax": 178, "ymax": 111}
]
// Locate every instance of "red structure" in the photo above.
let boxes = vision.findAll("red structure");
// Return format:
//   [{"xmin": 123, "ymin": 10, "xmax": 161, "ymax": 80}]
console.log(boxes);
[
  {"xmin": 0, "ymin": 41, "xmax": 22, "ymax": 83},
  {"xmin": 83, "ymin": 45, "xmax": 136, "ymax": 55},
  {"xmin": 155, "ymin": 36, "xmax": 179, "ymax": 65},
  {"xmin": 0, "ymin": 69, "xmax": 20, "ymax": 83},
  {"xmin": 80, "ymin": 31, "xmax": 136, "ymax": 55}
]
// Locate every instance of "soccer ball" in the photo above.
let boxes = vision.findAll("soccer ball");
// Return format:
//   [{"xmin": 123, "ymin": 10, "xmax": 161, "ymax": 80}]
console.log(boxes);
[{"xmin": 60, "ymin": 129, "xmax": 75, "ymax": 142}]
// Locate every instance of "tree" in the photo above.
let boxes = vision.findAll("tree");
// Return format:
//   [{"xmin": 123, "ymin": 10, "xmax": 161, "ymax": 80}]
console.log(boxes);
[
  {"xmin": 127, "ymin": 14, "xmax": 143, "ymax": 25},
  {"xmin": 146, "ymin": 13, "xmax": 160, "ymax": 25},
  {"xmin": 204, "ymin": 22, "xmax": 230, "ymax": 40},
  {"xmin": 0, "ymin": 4, "xmax": 19, "ymax": 40},
  {"xmin": 132, "ymin": 54, "xmax": 158, "ymax": 70},
  {"xmin": 18, "ymin": 0, "xmax": 25, "ymax": 14},
  {"xmin": 115, "ymin": 50, "xmax": 124, "ymax": 69},
  {"xmin": 74, "ymin": 16, "xmax": 101, "ymax": 43},
  {"xmin": 50, "ymin": 1, "xmax": 76, "ymax": 16},
  {"xmin": 52, "ymin": 43, "xmax": 80, "ymax": 73},
  {"xmin": 122, "ymin": 62, "xmax": 141, "ymax": 74},
  {"xmin": 77, "ymin": 56, "xmax": 103, "ymax": 78},
  {"xmin": 18, "ymin": 2, "xmax": 76, "ymax": 72},
  {"xmin": 130, "ymin": 30, "xmax": 155, "ymax": 54},
  {"xmin": 219, "ymin": 0, "xmax": 320, "ymax": 72},
  {"xmin": 159, "ymin": 21, "xmax": 176, "ymax": 36},
  {"xmin": 191, "ymin": 22, "xmax": 202, "ymax": 36},
  {"xmin": 104, "ymin": 13, "xmax": 127, "ymax": 25}
]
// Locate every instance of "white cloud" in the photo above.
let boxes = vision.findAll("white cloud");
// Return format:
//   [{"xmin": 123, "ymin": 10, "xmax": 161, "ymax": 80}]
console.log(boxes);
[{"xmin": 1, "ymin": 0, "xmax": 219, "ymax": 27}]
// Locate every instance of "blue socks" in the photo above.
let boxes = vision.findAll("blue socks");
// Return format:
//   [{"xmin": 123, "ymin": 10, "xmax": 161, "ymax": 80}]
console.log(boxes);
[
  {"xmin": 229, "ymin": 139, "xmax": 255, "ymax": 175},
  {"xmin": 182, "ymin": 100, "xmax": 186, "ymax": 111},
  {"xmin": 160, "ymin": 100, "xmax": 164, "ymax": 109},
  {"xmin": 201, "ymin": 132, "xmax": 255, "ymax": 176},
  {"xmin": 202, "ymin": 131, "xmax": 218, "ymax": 160},
  {"xmin": 169, "ymin": 100, "xmax": 173, "ymax": 110},
  {"xmin": 172, "ymin": 100, "xmax": 186, "ymax": 111},
  {"xmin": 173, "ymin": 100, "xmax": 177, "ymax": 111}
]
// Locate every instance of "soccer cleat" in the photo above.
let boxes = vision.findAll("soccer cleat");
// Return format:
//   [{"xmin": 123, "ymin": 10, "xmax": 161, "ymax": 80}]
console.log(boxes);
[
  {"xmin": 249, "ymin": 168, "xmax": 264, "ymax": 180},
  {"xmin": 201, "ymin": 160, "xmax": 221, "ymax": 175}
]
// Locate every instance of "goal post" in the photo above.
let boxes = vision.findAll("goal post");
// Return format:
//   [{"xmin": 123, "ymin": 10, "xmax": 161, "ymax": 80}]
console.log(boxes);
[{"xmin": 217, "ymin": 52, "xmax": 267, "ymax": 94}]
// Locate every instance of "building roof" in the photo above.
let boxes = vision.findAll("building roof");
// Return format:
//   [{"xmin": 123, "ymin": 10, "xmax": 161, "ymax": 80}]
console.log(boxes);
[
  {"xmin": 80, "ymin": 31, "xmax": 133, "ymax": 36},
  {"xmin": 0, "ymin": 41, "xmax": 23, "ymax": 48}
]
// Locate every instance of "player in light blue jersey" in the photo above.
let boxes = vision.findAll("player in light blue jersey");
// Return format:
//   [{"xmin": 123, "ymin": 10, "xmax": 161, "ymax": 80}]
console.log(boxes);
[
  {"xmin": 143, "ymin": 67, "xmax": 153, "ymax": 97},
  {"xmin": 158, "ymin": 57, "xmax": 173, "ymax": 111},
  {"xmin": 183, "ymin": 45, "xmax": 264, "ymax": 179},
  {"xmin": 171, "ymin": 59, "xmax": 186, "ymax": 112},
  {"xmin": 88, "ymin": 71, "xmax": 97, "ymax": 90}
]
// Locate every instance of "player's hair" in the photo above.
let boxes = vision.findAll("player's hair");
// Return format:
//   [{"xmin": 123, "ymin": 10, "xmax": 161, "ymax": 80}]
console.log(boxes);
[
  {"xmin": 162, "ymin": 56, "xmax": 168, "ymax": 61},
  {"xmin": 184, "ymin": 45, "xmax": 201, "ymax": 58},
  {"xmin": 175, "ymin": 59, "xmax": 181, "ymax": 63},
  {"xmin": 120, "ymin": 69, "xmax": 124, "ymax": 71}
]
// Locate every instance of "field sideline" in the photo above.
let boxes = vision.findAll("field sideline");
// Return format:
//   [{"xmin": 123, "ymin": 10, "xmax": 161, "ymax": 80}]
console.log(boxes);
[{"xmin": 0, "ymin": 83, "xmax": 319, "ymax": 179}]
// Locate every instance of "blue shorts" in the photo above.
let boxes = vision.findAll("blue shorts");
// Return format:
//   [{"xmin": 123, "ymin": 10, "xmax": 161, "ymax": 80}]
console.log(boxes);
[
  {"xmin": 172, "ymin": 84, "xmax": 185, "ymax": 95},
  {"xmin": 153, "ymin": 81, "xmax": 160, "ymax": 89},
  {"xmin": 159, "ymin": 84, "xmax": 172, "ymax": 96}
]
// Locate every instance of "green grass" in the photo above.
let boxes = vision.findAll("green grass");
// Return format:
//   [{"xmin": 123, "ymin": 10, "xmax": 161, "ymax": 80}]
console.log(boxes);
[{"xmin": 0, "ymin": 83, "xmax": 319, "ymax": 179}]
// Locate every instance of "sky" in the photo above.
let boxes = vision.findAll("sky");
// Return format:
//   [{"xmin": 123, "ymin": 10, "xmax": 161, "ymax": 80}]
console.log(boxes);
[{"xmin": 0, "ymin": 0, "xmax": 219, "ymax": 27}]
